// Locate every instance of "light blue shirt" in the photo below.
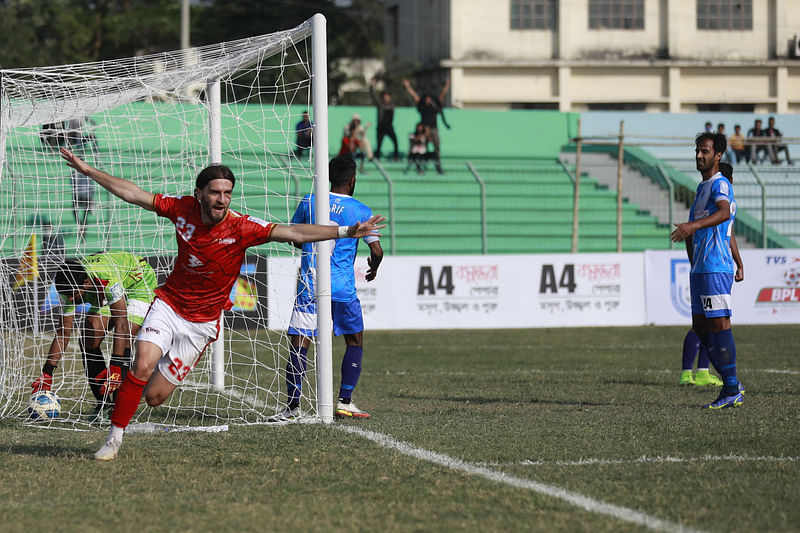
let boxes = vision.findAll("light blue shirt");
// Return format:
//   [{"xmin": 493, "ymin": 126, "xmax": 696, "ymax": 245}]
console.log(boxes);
[
  {"xmin": 689, "ymin": 172, "xmax": 736, "ymax": 274},
  {"xmin": 292, "ymin": 192, "xmax": 378, "ymax": 302}
]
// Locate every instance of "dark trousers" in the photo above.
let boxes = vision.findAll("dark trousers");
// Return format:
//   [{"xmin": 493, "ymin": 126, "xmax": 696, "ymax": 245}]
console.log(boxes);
[{"xmin": 375, "ymin": 125, "xmax": 398, "ymax": 159}]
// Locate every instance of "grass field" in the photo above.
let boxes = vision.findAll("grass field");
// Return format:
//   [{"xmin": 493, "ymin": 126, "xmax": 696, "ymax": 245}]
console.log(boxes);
[{"xmin": 1, "ymin": 325, "xmax": 798, "ymax": 533}]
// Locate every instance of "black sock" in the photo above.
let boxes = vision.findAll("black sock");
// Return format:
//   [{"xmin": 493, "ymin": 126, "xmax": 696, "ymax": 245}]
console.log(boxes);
[
  {"xmin": 83, "ymin": 346, "xmax": 107, "ymax": 402},
  {"xmin": 42, "ymin": 363, "xmax": 56, "ymax": 376}
]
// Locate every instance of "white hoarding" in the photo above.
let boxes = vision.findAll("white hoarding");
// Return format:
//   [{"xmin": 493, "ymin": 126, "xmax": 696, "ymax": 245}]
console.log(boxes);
[
  {"xmin": 268, "ymin": 254, "xmax": 646, "ymax": 330},
  {"xmin": 644, "ymin": 249, "xmax": 800, "ymax": 325}
]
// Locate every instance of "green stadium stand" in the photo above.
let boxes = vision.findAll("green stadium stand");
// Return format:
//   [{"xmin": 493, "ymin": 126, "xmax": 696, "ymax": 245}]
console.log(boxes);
[{"xmin": 4, "ymin": 104, "xmax": 759, "ymax": 259}]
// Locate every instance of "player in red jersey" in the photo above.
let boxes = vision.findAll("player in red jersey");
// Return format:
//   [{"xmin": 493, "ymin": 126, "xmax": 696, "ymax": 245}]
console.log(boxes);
[{"xmin": 59, "ymin": 148, "xmax": 385, "ymax": 461}]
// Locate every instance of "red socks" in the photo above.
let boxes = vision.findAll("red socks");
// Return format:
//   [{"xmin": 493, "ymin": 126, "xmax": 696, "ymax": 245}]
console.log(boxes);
[{"xmin": 110, "ymin": 372, "xmax": 147, "ymax": 429}]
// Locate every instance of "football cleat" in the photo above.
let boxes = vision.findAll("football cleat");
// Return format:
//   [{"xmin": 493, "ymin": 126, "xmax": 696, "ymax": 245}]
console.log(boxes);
[
  {"xmin": 94, "ymin": 435, "xmax": 122, "ymax": 461},
  {"xmin": 694, "ymin": 369, "xmax": 723, "ymax": 386},
  {"xmin": 335, "ymin": 401, "xmax": 371, "ymax": 419},
  {"xmin": 678, "ymin": 370, "xmax": 694, "ymax": 386},
  {"xmin": 267, "ymin": 406, "xmax": 301, "ymax": 423},
  {"xmin": 31, "ymin": 372, "xmax": 53, "ymax": 394},
  {"xmin": 738, "ymin": 382, "xmax": 746, "ymax": 394},
  {"xmin": 703, "ymin": 391, "xmax": 744, "ymax": 410}
]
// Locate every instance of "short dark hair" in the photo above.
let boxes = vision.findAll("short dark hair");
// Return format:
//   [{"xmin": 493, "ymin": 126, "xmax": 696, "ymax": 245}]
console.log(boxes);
[
  {"xmin": 329, "ymin": 156, "xmax": 356, "ymax": 187},
  {"xmin": 695, "ymin": 132, "xmax": 727, "ymax": 155},
  {"xmin": 718, "ymin": 162, "xmax": 734, "ymax": 183},
  {"xmin": 54, "ymin": 260, "xmax": 88, "ymax": 296},
  {"xmin": 195, "ymin": 165, "xmax": 236, "ymax": 190}
]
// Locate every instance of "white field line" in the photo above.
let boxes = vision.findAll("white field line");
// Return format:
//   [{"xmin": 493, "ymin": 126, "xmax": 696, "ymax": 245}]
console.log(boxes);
[
  {"xmin": 338, "ymin": 425, "xmax": 706, "ymax": 533},
  {"xmin": 483, "ymin": 454, "xmax": 800, "ymax": 467},
  {"xmin": 371, "ymin": 367, "xmax": 800, "ymax": 376}
]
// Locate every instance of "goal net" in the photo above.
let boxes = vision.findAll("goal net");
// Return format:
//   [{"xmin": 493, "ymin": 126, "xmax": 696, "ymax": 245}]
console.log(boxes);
[{"xmin": 0, "ymin": 15, "xmax": 333, "ymax": 429}]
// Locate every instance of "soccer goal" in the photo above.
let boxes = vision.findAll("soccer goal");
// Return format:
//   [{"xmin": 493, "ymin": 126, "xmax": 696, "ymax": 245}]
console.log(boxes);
[{"xmin": 0, "ymin": 14, "xmax": 336, "ymax": 429}]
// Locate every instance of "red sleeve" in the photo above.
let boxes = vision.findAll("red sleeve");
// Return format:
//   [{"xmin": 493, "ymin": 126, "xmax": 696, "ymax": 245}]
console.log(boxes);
[
  {"xmin": 240, "ymin": 215, "xmax": 276, "ymax": 247},
  {"xmin": 153, "ymin": 194, "xmax": 189, "ymax": 222}
]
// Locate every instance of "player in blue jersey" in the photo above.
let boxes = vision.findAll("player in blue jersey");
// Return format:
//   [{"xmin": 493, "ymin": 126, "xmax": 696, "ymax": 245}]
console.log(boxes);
[
  {"xmin": 678, "ymin": 162, "xmax": 743, "ymax": 387},
  {"xmin": 671, "ymin": 133, "xmax": 744, "ymax": 409},
  {"xmin": 271, "ymin": 156, "xmax": 384, "ymax": 421}
]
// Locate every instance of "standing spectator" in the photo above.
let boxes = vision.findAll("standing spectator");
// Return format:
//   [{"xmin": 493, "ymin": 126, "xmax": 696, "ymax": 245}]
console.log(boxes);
[
  {"xmin": 65, "ymin": 117, "xmax": 100, "ymax": 157},
  {"xmin": 671, "ymin": 133, "xmax": 743, "ymax": 409},
  {"xmin": 728, "ymin": 124, "xmax": 747, "ymax": 163},
  {"xmin": 58, "ymin": 147, "xmax": 384, "ymax": 460},
  {"xmin": 294, "ymin": 111, "xmax": 313, "ymax": 158},
  {"xmin": 39, "ymin": 123, "xmax": 67, "ymax": 151},
  {"xmin": 747, "ymin": 119, "xmax": 774, "ymax": 164},
  {"xmin": 370, "ymin": 77, "xmax": 399, "ymax": 161},
  {"xmin": 403, "ymin": 77, "xmax": 450, "ymax": 174},
  {"xmin": 764, "ymin": 116, "xmax": 794, "ymax": 165},
  {"xmin": 271, "ymin": 156, "xmax": 383, "ymax": 422},
  {"xmin": 71, "ymin": 168, "xmax": 95, "ymax": 244},
  {"xmin": 716, "ymin": 123, "xmax": 737, "ymax": 165},
  {"xmin": 703, "ymin": 121, "xmax": 714, "ymax": 133}
]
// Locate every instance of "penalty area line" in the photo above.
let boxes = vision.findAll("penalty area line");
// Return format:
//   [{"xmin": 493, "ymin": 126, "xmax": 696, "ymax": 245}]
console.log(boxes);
[{"xmin": 338, "ymin": 425, "xmax": 706, "ymax": 533}]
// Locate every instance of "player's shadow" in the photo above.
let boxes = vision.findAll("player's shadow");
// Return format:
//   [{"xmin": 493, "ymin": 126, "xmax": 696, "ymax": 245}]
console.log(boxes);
[
  {"xmin": 391, "ymin": 392, "xmax": 616, "ymax": 408},
  {"xmin": 4, "ymin": 443, "xmax": 90, "ymax": 458}
]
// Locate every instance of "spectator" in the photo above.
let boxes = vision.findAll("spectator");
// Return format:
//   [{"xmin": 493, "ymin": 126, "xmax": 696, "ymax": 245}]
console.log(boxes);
[
  {"xmin": 704, "ymin": 121, "xmax": 714, "ymax": 134},
  {"xmin": 716, "ymin": 123, "xmax": 737, "ymax": 165},
  {"xmin": 407, "ymin": 122, "xmax": 431, "ymax": 174},
  {"xmin": 338, "ymin": 114, "xmax": 371, "ymax": 171},
  {"xmin": 294, "ymin": 111, "xmax": 313, "ymax": 158},
  {"xmin": 747, "ymin": 119, "xmax": 774, "ymax": 164},
  {"xmin": 39, "ymin": 123, "xmax": 68, "ymax": 151},
  {"xmin": 64, "ymin": 117, "xmax": 99, "ymax": 157},
  {"xmin": 71, "ymin": 168, "xmax": 95, "ymax": 244},
  {"xmin": 403, "ymin": 77, "xmax": 450, "ymax": 174},
  {"xmin": 728, "ymin": 124, "xmax": 747, "ymax": 164},
  {"xmin": 370, "ymin": 77, "xmax": 399, "ymax": 161},
  {"xmin": 40, "ymin": 218, "xmax": 66, "ymax": 268},
  {"xmin": 764, "ymin": 116, "xmax": 794, "ymax": 165}
]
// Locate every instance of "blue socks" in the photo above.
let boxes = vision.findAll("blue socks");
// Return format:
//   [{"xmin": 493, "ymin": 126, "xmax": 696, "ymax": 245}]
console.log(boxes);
[
  {"xmin": 338, "ymin": 345, "xmax": 363, "ymax": 401},
  {"xmin": 713, "ymin": 329, "xmax": 739, "ymax": 395},
  {"xmin": 681, "ymin": 330, "xmax": 701, "ymax": 371},
  {"xmin": 286, "ymin": 345, "xmax": 308, "ymax": 409},
  {"xmin": 701, "ymin": 329, "xmax": 739, "ymax": 396}
]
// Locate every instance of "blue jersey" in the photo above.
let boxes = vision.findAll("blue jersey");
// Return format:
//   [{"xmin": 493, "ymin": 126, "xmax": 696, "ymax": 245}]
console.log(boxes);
[
  {"xmin": 292, "ymin": 192, "xmax": 378, "ymax": 302},
  {"xmin": 689, "ymin": 172, "xmax": 736, "ymax": 274}
]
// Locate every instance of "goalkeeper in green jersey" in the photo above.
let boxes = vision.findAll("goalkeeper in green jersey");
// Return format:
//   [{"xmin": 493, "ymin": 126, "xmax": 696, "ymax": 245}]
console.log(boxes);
[{"xmin": 31, "ymin": 251, "xmax": 157, "ymax": 421}]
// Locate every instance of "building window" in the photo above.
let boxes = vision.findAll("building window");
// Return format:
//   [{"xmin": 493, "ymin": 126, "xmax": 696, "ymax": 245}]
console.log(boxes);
[
  {"xmin": 511, "ymin": 0, "xmax": 557, "ymax": 30},
  {"xmin": 588, "ymin": 0, "xmax": 644, "ymax": 30},
  {"xmin": 697, "ymin": 0, "xmax": 752, "ymax": 30}
]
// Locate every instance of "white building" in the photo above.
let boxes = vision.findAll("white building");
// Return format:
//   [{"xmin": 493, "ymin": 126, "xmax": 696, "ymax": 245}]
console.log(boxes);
[{"xmin": 383, "ymin": 0, "xmax": 800, "ymax": 113}]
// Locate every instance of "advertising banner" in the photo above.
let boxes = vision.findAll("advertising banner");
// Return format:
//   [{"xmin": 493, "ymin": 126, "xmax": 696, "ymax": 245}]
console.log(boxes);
[
  {"xmin": 267, "ymin": 253, "xmax": 646, "ymax": 330},
  {"xmin": 644, "ymin": 249, "xmax": 800, "ymax": 325}
]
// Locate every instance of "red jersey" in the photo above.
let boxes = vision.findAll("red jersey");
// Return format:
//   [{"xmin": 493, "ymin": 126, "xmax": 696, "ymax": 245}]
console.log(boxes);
[{"xmin": 153, "ymin": 194, "xmax": 276, "ymax": 322}]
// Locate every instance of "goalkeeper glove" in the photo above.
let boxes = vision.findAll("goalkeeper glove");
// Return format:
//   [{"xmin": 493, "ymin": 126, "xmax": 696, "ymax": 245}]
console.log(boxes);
[{"xmin": 97, "ymin": 365, "xmax": 123, "ymax": 397}]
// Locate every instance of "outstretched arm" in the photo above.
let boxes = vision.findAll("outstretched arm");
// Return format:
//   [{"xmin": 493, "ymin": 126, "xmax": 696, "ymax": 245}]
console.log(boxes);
[
  {"xmin": 61, "ymin": 148, "xmax": 155, "ymax": 211},
  {"xmin": 439, "ymin": 77, "xmax": 450, "ymax": 102},
  {"xmin": 402, "ymin": 78, "xmax": 420, "ymax": 103},
  {"xmin": 269, "ymin": 215, "xmax": 386, "ymax": 244}
]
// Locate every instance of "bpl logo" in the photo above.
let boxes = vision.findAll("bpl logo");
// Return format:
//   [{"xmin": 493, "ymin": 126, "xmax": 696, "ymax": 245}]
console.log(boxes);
[{"xmin": 670, "ymin": 258, "xmax": 692, "ymax": 317}]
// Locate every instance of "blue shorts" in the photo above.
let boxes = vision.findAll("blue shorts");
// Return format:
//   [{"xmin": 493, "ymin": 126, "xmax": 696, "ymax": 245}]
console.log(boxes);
[
  {"xmin": 690, "ymin": 272, "xmax": 733, "ymax": 318},
  {"xmin": 287, "ymin": 293, "xmax": 364, "ymax": 337}
]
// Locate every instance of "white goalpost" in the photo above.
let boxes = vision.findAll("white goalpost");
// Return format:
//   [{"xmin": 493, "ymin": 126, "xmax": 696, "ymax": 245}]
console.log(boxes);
[{"xmin": 0, "ymin": 14, "xmax": 333, "ymax": 428}]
